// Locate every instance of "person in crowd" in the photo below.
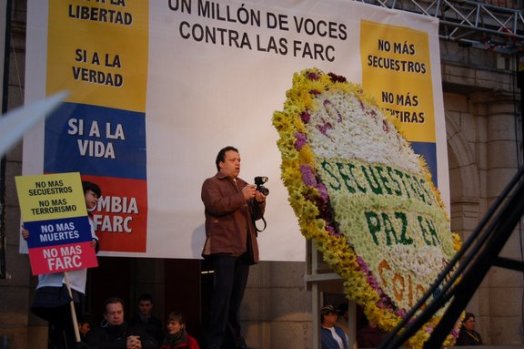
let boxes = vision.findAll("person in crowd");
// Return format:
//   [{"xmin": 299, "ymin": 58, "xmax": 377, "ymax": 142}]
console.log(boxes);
[
  {"xmin": 456, "ymin": 312, "xmax": 483, "ymax": 346},
  {"xmin": 22, "ymin": 180, "xmax": 101, "ymax": 349},
  {"xmin": 321, "ymin": 305, "xmax": 349, "ymax": 349},
  {"xmin": 160, "ymin": 311, "xmax": 200, "ymax": 349},
  {"xmin": 129, "ymin": 293, "xmax": 164, "ymax": 344},
  {"xmin": 86, "ymin": 297, "xmax": 158, "ymax": 349},
  {"xmin": 79, "ymin": 319, "xmax": 92, "ymax": 342},
  {"xmin": 201, "ymin": 146, "xmax": 267, "ymax": 349}
]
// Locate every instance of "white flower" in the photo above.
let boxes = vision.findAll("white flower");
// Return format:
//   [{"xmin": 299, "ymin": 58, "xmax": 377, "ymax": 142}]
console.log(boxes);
[{"xmin": 307, "ymin": 92, "xmax": 421, "ymax": 174}]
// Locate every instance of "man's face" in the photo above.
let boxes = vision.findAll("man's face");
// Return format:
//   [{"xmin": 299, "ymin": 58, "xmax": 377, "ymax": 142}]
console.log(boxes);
[
  {"xmin": 84, "ymin": 189, "xmax": 99, "ymax": 210},
  {"xmin": 104, "ymin": 302, "xmax": 124, "ymax": 326},
  {"xmin": 138, "ymin": 300, "xmax": 153, "ymax": 317},
  {"xmin": 464, "ymin": 317, "xmax": 476, "ymax": 331},
  {"xmin": 219, "ymin": 150, "xmax": 241, "ymax": 178},
  {"xmin": 322, "ymin": 312, "xmax": 338, "ymax": 327}
]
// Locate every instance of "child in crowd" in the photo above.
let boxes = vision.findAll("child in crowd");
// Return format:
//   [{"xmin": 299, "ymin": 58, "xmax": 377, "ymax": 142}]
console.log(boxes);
[{"xmin": 161, "ymin": 311, "xmax": 200, "ymax": 349}]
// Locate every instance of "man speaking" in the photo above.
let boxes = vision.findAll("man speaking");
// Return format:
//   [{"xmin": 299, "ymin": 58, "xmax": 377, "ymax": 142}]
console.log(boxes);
[{"xmin": 201, "ymin": 146, "xmax": 267, "ymax": 349}]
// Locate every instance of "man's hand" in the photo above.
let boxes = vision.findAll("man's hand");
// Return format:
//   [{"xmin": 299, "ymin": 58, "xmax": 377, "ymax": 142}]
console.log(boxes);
[
  {"xmin": 21, "ymin": 227, "xmax": 29, "ymax": 240},
  {"xmin": 255, "ymin": 191, "xmax": 266, "ymax": 203},
  {"xmin": 126, "ymin": 336, "xmax": 142, "ymax": 349},
  {"xmin": 242, "ymin": 185, "xmax": 256, "ymax": 201}
]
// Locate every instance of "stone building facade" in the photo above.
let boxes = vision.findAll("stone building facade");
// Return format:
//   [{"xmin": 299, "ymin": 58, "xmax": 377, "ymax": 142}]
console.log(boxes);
[
  {"xmin": 443, "ymin": 44, "xmax": 523, "ymax": 344},
  {"xmin": 0, "ymin": 0, "xmax": 523, "ymax": 348}
]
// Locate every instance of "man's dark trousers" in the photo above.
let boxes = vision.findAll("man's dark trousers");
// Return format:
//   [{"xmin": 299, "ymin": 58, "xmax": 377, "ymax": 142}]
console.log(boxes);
[{"xmin": 206, "ymin": 254, "xmax": 250, "ymax": 349}]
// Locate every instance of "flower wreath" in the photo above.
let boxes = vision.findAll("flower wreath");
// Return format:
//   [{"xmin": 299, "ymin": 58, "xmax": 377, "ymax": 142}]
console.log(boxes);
[{"xmin": 272, "ymin": 68, "xmax": 462, "ymax": 348}]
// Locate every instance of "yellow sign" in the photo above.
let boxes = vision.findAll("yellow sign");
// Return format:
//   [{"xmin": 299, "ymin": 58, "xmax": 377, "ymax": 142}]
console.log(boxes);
[
  {"xmin": 46, "ymin": 0, "xmax": 149, "ymax": 112},
  {"xmin": 16, "ymin": 172, "xmax": 87, "ymax": 222},
  {"xmin": 361, "ymin": 20, "xmax": 435, "ymax": 142}
]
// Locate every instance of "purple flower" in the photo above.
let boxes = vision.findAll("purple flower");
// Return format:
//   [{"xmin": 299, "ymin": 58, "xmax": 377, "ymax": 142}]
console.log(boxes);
[
  {"xmin": 382, "ymin": 120, "xmax": 389, "ymax": 133},
  {"xmin": 357, "ymin": 256, "xmax": 369, "ymax": 273},
  {"xmin": 368, "ymin": 275, "xmax": 379, "ymax": 289},
  {"xmin": 300, "ymin": 164, "xmax": 317, "ymax": 186},
  {"xmin": 316, "ymin": 122, "xmax": 333, "ymax": 137},
  {"xmin": 323, "ymin": 99, "xmax": 342, "ymax": 122},
  {"xmin": 328, "ymin": 72, "xmax": 347, "ymax": 83},
  {"xmin": 306, "ymin": 71, "xmax": 320, "ymax": 80},
  {"xmin": 300, "ymin": 111, "xmax": 311, "ymax": 123},
  {"xmin": 395, "ymin": 309, "xmax": 407, "ymax": 317},
  {"xmin": 326, "ymin": 225, "xmax": 343, "ymax": 237},
  {"xmin": 316, "ymin": 183, "xmax": 329, "ymax": 203},
  {"xmin": 294, "ymin": 132, "xmax": 307, "ymax": 150}
]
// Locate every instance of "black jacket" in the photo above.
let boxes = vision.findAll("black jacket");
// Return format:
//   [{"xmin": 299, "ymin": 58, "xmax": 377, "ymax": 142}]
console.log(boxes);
[{"xmin": 86, "ymin": 322, "xmax": 158, "ymax": 349}]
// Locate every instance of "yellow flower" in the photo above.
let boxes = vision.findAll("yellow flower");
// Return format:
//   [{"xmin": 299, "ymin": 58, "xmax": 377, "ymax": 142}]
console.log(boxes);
[{"xmin": 452, "ymin": 232, "xmax": 462, "ymax": 252}]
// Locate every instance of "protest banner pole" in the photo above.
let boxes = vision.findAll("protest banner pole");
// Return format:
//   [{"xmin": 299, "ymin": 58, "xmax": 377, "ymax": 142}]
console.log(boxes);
[{"xmin": 63, "ymin": 271, "xmax": 81, "ymax": 343}]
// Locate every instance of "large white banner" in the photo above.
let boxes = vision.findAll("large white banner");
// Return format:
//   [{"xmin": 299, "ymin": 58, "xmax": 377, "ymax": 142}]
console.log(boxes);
[{"xmin": 23, "ymin": 0, "xmax": 447, "ymax": 261}]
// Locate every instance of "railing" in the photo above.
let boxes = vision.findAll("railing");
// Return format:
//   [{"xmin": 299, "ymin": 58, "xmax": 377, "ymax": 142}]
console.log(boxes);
[{"xmin": 354, "ymin": 0, "xmax": 524, "ymax": 52}]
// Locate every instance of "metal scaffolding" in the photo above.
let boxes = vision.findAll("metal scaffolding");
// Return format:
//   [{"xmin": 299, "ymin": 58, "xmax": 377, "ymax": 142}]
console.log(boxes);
[{"xmin": 356, "ymin": 0, "xmax": 524, "ymax": 53}]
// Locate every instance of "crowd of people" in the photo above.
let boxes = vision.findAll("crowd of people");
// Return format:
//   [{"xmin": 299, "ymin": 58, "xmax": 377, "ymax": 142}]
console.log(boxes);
[{"xmin": 80, "ymin": 295, "xmax": 200, "ymax": 349}]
